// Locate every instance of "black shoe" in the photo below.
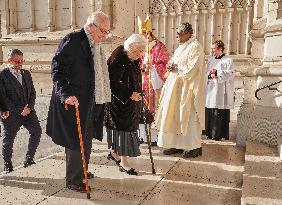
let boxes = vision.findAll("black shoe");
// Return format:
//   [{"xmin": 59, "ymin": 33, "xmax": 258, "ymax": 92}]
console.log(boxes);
[
  {"xmin": 4, "ymin": 162, "xmax": 14, "ymax": 173},
  {"xmin": 107, "ymin": 152, "xmax": 121, "ymax": 165},
  {"xmin": 163, "ymin": 148, "xmax": 183, "ymax": 155},
  {"xmin": 183, "ymin": 148, "xmax": 202, "ymax": 158},
  {"xmin": 66, "ymin": 182, "xmax": 91, "ymax": 193},
  {"xmin": 119, "ymin": 165, "xmax": 138, "ymax": 175},
  {"xmin": 23, "ymin": 159, "xmax": 36, "ymax": 168},
  {"xmin": 150, "ymin": 142, "xmax": 158, "ymax": 146}
]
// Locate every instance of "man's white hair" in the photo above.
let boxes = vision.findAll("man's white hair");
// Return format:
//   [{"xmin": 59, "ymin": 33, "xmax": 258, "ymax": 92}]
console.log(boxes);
[
  {"xmin": 124, "ymin": 34, "xmax": 147, "ymax": 52},
  {"xmin": 87, "ymin": 11, "xmax": 109, "ymax": 25}
]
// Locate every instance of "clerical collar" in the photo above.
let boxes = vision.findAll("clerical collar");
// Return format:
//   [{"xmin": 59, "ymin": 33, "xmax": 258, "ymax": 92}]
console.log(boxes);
[{"xmin": 215, "ymin": 53, "xmax": 225, "ymax": 59}]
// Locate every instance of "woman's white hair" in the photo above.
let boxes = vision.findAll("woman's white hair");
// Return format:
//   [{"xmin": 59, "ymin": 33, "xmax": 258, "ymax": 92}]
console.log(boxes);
[
  {"xmin": 124, "ymin": 34, "xmax": 147, "ymax": 52},
  {"xmin": 86, "ymin": 11, "xmax": 109, "ymax": 25}
]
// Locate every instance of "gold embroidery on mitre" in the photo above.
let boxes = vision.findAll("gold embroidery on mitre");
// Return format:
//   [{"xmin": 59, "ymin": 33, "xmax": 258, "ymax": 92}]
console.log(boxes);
[{"xmin": 138, "ymin": 15, "xmax": 152, "ymax": 34}]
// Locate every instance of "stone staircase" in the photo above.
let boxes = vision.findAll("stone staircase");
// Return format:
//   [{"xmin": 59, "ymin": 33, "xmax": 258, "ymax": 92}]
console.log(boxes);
[
  {"xmin": 83, "ymin": 138, "xmax": 246, "ymax": 205},
  {"xmin": 124, "ymin": 139, "xmax": 246, "ymax": 205},
  {"xmin": 241, "ymin": 141, "xmax": 282, "ymax": 205}
]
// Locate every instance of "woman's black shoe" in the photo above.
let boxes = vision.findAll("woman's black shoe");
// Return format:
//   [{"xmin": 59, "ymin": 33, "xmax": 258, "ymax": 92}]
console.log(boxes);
[
  {"xmin": 119, "ymin": 165, "xmax": 138, "ymax": 175},
  {"xmin": 23, "ymin": 159, "xmax": 36, "ymax": 168},
  {"xmin": 107, "ymin": 152, "xmax": 121, "ymax": 165},
  {"xmin": 4, "ymin": 163, "xmax": 14, "ymax": 173}
]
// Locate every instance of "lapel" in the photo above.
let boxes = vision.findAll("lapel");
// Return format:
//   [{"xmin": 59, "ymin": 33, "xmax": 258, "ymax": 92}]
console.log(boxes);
[
  {"xmin": 80, "ymin": 28, "xmax": 94, "ymax": 70},
  {"xmin": 21, "ymin": 70, "xmax": 30, "ymax": 99},
  {"xmin": 4, "ymin": 68, "xmax": 23, "ymax": 98}
]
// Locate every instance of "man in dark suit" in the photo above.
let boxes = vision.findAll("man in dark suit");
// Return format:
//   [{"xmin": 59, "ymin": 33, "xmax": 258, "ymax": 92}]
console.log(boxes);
[
  {"xmin": 46, "ymin": 11, "xmax": 111, "ymax": 192},
  {"xmin": 0, "ymin": 49, "xmax": 42, "ymax": 173}
]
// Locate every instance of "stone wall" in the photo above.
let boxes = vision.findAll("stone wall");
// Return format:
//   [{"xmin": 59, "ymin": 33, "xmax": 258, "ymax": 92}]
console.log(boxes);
[{"xmin": 236, "ymin": 0, "xmax": 282, "ymax": 159}]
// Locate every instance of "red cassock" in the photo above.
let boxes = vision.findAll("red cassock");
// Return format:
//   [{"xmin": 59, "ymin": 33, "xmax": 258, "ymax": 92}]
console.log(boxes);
[{"xmin": 140, "ymin": 41, "xmax": 170, "ymax": 115}]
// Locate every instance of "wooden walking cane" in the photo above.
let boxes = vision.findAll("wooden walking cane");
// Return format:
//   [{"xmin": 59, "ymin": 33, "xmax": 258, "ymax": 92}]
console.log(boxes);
[
  {"xmin": 65, "ymin": 103, "xmax": 91, "ymax": 199},
  {"xmin": 141, "ymin": 92, "xmax": 156, "ymax": 174}
]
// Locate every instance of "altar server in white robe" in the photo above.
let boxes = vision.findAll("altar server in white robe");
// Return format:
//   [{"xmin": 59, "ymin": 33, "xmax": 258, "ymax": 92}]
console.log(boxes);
[
  {"xmin": 205, "ymin": 40, "xmax": 235, "ymax": 141},
  {"xmin": 154, "ymin": 22, "xmax": 205, "ymax": 158}
]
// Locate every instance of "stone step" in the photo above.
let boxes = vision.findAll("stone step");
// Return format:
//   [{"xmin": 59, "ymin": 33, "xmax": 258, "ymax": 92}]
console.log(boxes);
[
  {"xmin": 138, "ymin": 140, "xmax": 245, "ymax": 166},
  {"xmin": 141, "ymin": 179, "xmax": 242, "ymax": 205},
  {"xmin": 201, "ymin": 140, "xmax": 245, "ymax": 166},
  {"xmin": 241, "ymin": 140, "xmax": 282, "ymax": 204},
  {"xmin": 164, "ymin": 158, "xmax": 243, "ymax": 188},
  {"xmin": 241, "ymin": 196, "xmax": 282, "ymax": 205},
  {"xmin": 244, "ymin": 154, "xmax": 281, "ymax": 178},
  {"xmin": 245, "ymin": 140, "xmax": 278, "ymax": 156},
  {"xmin": 242, "ymin": 175, "xmax": 282, "ymax": 202}
]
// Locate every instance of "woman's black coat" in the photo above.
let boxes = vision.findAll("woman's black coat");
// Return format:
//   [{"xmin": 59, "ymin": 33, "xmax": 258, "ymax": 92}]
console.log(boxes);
[
  {"xmin": 105, "ymin": 46, "xmax": 142, "ymax": 132},
  {"xmin": 46, "ymin": 29, "xmax": 104, "ymax": 151}
]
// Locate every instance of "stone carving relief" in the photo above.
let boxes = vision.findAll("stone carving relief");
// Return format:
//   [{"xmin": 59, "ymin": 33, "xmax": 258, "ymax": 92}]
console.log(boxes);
[{"xmin": 150, "ymin": 0, "xmax": 255, "ymax": 55}]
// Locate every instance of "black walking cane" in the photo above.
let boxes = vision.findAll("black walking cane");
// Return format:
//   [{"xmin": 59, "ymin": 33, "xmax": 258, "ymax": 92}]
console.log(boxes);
[{"xmin": 140, "ymin": 91, "xmax": 156, "ymax": 174}]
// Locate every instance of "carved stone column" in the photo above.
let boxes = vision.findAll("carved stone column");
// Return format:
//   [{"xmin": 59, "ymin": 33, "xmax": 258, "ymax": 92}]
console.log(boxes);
[
  {"xmin": 0, "ymin": 0, "xmax": 9, "ymax": 35},
  {"xmin": 30, "ymin": 0, "xmax": 35, "ymax": 31},
  {"xmin": 48, "ymin": 0, "xmax": 56, "ymax": 32},
  {"xmin": 236, "ymin": 7, "xmax": 243, "ymax": 55},
  {"xmin": 71, "ymin": 0, "xmax": 77, "ymax": 29},
  {"xmin": 210, "ymin": 8, "xmax": 216, "ymax": 46},
  {"xmin": 153, "ymin": 13, "xmax": 160, "ymax": 39},
  {"xmin": 8, "ymin": 0, "xmax": 16, "ymax": 33},
  {"xmin": 218, "ymin": 8, "xmax": 225, "ymax": 40},
  {"xmin": 201, "ymin": 9, "xmax": 208, "ymax": 51},
  {"xmin": 170, "ymin": 12, "xmax": 176, "ymax": 51},
  {"xmin": 162, "ymin": 12, "xmax": 168, "ymax": 45},
  {"xmin": 91, "ymin": 0, "xmax": 95, "ymax": 12},
  {"xmin": 193, "ymin": 10, "xmax": 199, "ymax": 39},
  {"xmin": 244, "ymin": 2, "xmax": 253, "ymax": 55},
  {"xmin": 184, "ymin": 10, "xmax": 191, "ymax": 23},
  {"xmin": 226, "ymin": 7, "xmax": 234, "ymax": 55}
]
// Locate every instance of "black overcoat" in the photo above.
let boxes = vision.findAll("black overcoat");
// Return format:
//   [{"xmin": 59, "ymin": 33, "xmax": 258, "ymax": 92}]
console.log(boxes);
[
  {"xmin": 105, "ymin": 46, "xmax": 142, "ymax": 132},
  {"xmin": 46, "ymin": 28, "xmax": 104, "ymax": 151},
  {"xmin": 0, "ymin": 84, "xmax": 8, "ymax": 112}
]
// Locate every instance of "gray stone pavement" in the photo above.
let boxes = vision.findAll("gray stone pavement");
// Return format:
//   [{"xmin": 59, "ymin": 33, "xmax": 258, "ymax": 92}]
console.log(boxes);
[{"xmin": 0, "ymin": 95, "xmax": 63, "ymax": 172}]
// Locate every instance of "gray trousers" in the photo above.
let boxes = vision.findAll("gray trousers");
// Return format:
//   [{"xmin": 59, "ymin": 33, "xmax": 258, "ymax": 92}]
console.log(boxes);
[
  {"xmin": 2, "ymin": 111, "xmax": 42, "ymax": 164},
  {"xmin": 65, "ymin": 136, "xmax": 92, "ymax": 185}
]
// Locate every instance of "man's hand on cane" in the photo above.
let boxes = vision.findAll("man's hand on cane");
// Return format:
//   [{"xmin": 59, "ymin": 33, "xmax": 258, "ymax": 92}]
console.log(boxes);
[
  {"xmin": 130, "ymin": 92, "xmax": 142, "ymax": 102},
  {"xmin": 65, "ymin": 96, "xmax": 79, "ymax": 106},
  {"xmin": 1, "ymin": 111, "xmax": 9, "ymax": 119}
]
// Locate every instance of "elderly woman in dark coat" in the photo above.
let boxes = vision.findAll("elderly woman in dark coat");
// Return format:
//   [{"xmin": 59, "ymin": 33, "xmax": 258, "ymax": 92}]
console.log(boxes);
[{"xmin": 105, "ymin": 34, "xmax": 147, "ymax": 175}]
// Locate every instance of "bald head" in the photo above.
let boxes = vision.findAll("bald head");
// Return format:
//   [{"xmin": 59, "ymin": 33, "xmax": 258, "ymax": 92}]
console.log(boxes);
[{"xmin": 87, "ymin": 11, "xmax": 110, "ymax": 26}]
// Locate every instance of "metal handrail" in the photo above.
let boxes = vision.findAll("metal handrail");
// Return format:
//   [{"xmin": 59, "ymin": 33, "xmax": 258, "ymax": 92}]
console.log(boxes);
[{"xmin": 255, "ymin": 80, "xmax": 282, "ymax": 100}]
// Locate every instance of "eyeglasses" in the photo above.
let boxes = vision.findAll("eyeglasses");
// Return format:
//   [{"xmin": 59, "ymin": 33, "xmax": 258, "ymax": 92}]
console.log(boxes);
[
  {"xmin": 11, "ymin": 59, "xmax": 25, "ymax": 64},
  {"xmin": 92, "ymin": 23, "xmax": 111, "ymax": 35}
]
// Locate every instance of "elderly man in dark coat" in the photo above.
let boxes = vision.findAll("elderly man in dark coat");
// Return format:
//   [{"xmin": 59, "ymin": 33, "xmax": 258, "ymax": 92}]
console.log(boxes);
[{"xmin": 46, "ymin": 11, "xmax": 111, "ymax": 192}]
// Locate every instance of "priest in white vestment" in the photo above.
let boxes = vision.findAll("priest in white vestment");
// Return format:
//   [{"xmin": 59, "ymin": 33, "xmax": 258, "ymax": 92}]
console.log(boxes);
[{"xmin": 154, "ymin": 22, "xmax": 205, "ymax": 158}]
